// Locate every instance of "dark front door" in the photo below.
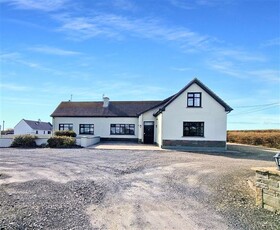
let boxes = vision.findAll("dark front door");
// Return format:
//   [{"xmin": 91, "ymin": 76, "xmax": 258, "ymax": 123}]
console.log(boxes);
[{"xmin": 144, "ymin": 121, "xmax": 154, "ymax": 144}]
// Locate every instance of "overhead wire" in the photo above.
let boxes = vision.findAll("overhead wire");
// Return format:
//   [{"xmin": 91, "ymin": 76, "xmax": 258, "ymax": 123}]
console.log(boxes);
[
  {"xmin": 234, "ymin": 102, "xmax": 280, "ymax": 108},
  {"xmin": 229, "ymin": 102, "xmax": 280, "ymax": 116}
]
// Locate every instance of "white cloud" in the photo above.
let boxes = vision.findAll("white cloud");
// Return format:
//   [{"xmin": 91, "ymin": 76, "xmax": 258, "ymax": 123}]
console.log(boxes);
[
  {"xmin": 247, "ymin": 69, "xmax": 280, "ymax": 83},
  {"xmin": 54, "ymin": 12, "xmax": 214, "ymax": 53},
  {"xmin": 2, "ymin": 0, "xmax": 69, "ymax": 11},
  {"xmin": 168, "ymin": 0, "xmax": 232, "ymax": 10},
  {"xmin": 207, "ymin": 60, "xmax": 244, "ymax": 78},
  {"xmin": 207, "ymin": 59, "xmax": 280, "ymax": 82},
  {"xmin": 261, "ymin": 37, "xmax": 280, "ymax": 47},
  {"xmin": 40, "ymin": 80, "xmax": 167, "ymax": 101},
  {"xmin": 215, "ymin": 48, "xmax": 266, "ymax": 62},
  {"xmin": 0, "ymin": 83, "xmax": 30, "ymax": 91},
  {"xmin": 29, "ymin": 45, "xmax": 82, "ymax": 56},
  {"xmin": 112, "ymin": 0, "xmax": 138, "ymax": 11},
  {"xmin": 0, "ymin": 52, "xmax": 21, "ymax": 61},
  {"xmin": 0, "ymin": 51, "xmax": 66, "ymax": 75}
]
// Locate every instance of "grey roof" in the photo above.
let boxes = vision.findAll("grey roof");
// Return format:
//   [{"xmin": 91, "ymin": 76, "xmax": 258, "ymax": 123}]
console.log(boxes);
[
  {"xmin": 51, "ymin": 101, "xmax": 163, "ymax": 117},
  {"xmin": 24, "ymin": 119, "xmax": 52, "ymax": 130},
  {"xmin": 51, "ymin": 78, "xmax": 233, "ymax": 118}
]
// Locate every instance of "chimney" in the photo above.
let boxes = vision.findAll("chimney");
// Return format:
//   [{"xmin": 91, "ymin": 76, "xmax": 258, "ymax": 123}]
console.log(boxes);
[{"xmin": 103, "ymin": 95, "xmax": 110, "ymax": 108}]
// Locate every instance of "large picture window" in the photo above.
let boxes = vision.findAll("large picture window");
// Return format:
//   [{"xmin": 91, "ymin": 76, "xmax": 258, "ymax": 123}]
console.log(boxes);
[
  {"xmin": 110, "ymin": 124, "xmax": 135, "ymax": 135},
  {"xmin": 59, "ymin": 123, "xmax": 73, "ymax": 131},
  {"xmin": 183, "ymin": 122, "xmax": 204, "ymax": 137},
  {"xmin": 79, "ymin": 124, "xmax": 94, "ymax": 135},
  {"xmin": 187, "ymin": 92, "xmax": 201, "ymax": 107}
]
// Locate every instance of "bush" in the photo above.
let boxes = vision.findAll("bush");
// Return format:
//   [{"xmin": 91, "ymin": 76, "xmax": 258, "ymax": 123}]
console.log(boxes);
[
  {"xmin": 54, "ymin": 130, "xmax": 76, "ymax": 137},
  {"xmin": 227, "ymin": 130, "xmax": 280, "ymax": 149},
  {"xmin": 11, "ymin": 135, "xmax": 37, "ymax": 148},
  {"xmin": 47, "ymin": 136, "xmax": 76, "ymax": 148}
]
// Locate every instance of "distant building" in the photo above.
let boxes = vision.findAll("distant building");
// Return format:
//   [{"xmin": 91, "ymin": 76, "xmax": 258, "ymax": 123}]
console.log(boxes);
[{"xmin": 14, "ymin": 119, "xmax": 52, "ymax": 135}]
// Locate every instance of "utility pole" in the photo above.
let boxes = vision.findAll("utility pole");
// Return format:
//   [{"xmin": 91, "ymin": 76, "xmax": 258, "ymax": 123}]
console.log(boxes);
[{"xmin": 2, "ymin": 120, "xmax": 4, "ymax": 132}]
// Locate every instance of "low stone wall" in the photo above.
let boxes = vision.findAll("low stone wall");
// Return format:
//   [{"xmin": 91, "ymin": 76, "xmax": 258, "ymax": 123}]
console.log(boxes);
[
  {"xmin": 100, "ymin": 137, "xmax": 138, "ymax": 142},
  {"xmin": 162, "ymin": 140, "xmax": 226, "ymax": 151},
  {"xmin": 252, "ymin": 167, "xmax": 280, "ymax": 213},
  {"xmin": 0, "ymin": 135, "xmax": 51, "ymax": 147},
  {"xmin": 76, "ymin": 136, "xmax": 100, "ymax": 147},
  {"xmin": 0, "ymin": 135, "xmax": 13, "ymax": 147}
]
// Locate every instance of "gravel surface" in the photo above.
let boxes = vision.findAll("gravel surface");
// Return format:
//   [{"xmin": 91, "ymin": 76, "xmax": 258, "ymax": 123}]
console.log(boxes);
[{"xmin": 0, "ymin": 148, "xmax": 279, "ymax": 229}]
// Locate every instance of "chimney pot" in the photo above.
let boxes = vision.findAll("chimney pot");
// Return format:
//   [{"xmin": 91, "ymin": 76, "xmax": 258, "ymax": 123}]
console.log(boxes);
[{"xmin": 103, "ymin": 96, "xmax": 110, "ymax": 108}]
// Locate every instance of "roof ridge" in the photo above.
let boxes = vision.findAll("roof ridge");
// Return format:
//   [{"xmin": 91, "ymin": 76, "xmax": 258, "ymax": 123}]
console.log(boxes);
[{"xmin": 61, "ymin": 100, "xmax": 162, "ymax": 103}]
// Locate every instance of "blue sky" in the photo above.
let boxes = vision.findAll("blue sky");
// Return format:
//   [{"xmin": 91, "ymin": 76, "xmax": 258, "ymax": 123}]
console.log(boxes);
[{"xmin": 0, "ymin": 0, "xmax": 279, "ymax": 130}]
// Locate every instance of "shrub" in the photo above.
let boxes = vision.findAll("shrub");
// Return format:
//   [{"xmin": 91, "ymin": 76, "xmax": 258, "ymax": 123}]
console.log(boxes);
[
  {"xmin": 227, "ymin": 130, "xmax": 280, "ymax": 149},
  {"xmin": 54, "ymin": 130, "xmax": 76, "ymax": 137},
  {"xmin": 11, "ymin": 135, "xmax": 37, "ymax": 148},
  {"xmin": 47, "ymin": 136, "xmax": 76, "ymax": 148}
]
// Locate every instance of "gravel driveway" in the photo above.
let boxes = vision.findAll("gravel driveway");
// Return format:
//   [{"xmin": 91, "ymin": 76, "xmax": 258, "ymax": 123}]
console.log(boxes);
[{"xmin": 0, "ymin": 148, "xmax": 279, "ymax": 229}]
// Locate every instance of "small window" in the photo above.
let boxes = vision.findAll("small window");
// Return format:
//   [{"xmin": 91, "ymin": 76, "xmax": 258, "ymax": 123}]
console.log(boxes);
[
  {"xmin": 187, "ymin": 92, "xmax": 201, "ymax": 107},
  {"xmin": 48, "ymin": 131, "xmax": 51, "ymax": 134},
  {"xmin": 36, "ymin": 130, "xmax": 38, "ymax": 134},
  {"xmin": 183, "ymin": 122, "xmax": 204, "ymax": 137},
  {"xmin": 110, "ymin": 124, "xmax": 135, "ymax": 135},
  {"xmin": 59, "ymin": 124, "xmax": 73, "ymax": 131},
  {"xmin": 79, "ymin": 124, "xmax": 94, "ymax": 135}
]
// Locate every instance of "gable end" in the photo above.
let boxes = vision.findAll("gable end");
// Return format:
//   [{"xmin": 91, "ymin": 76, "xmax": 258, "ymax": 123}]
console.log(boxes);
[{"xmin": 153, "ymin": 78, "xmax": 233, "ymax": 116}]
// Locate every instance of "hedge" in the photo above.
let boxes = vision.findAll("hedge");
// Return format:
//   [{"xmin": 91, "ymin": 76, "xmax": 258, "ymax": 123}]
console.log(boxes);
[
  {"xmin": 11, "ymin": 135, "xmax": 37, "ymax": 148},
  {"xmin": 54, "ymin": 130, "xmax": 77, "ymax": 137},
  {"xmin": 227, "ymin": 130, "xmax": 280, "ymax": 149},
  {"xmin": 47, "ymin": 136, "xmax": 76, "ymax": 148}
]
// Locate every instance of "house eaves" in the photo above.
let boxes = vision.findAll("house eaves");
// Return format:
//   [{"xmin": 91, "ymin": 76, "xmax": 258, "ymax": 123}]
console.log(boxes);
[{"xmin": 153, "ymin": 78, "xmax": 233, "ymax": 117}]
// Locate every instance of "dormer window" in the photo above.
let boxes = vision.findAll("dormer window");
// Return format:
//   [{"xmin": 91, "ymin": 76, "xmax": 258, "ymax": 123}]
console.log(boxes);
[{"xmin": 187, "ymin": 92, "xmax": 201, "ymax": 107}]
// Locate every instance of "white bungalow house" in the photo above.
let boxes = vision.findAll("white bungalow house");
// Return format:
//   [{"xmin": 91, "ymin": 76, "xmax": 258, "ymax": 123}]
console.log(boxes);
[
  {"xmin": 14, "ymin": 119, "xmax": 52, "ymax": 135},
  {"xmin": 51, "ymin": 78, "xmax": 233, "ymax": 150}
]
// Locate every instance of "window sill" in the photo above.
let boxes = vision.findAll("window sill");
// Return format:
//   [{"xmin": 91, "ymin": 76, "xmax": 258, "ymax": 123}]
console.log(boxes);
[
  {"xmin": 110, "ymin": 134, "xmax": 135, "ymax": 136},
  {"xmin": 186, "ymin": 106, "xmax": 202, "ymax": 108}
]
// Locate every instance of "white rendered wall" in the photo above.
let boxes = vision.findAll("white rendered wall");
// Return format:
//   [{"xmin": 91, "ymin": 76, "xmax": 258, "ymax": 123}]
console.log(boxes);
[
  {"xmin": 53, "ymin": 117, "xmax": 139, "ymax": 139},
  {"xmin": 33, "ymin": 130, "xmax": 49, "ymax": 135},
  {"xmin": 138, "ymin": 115, "xmax": 143, "ymax": 141},
  {"xmin": 14, "ymin": 120, "xmax": 33, "ymax": 135},
  {"xmin": 14, "ymin": 120, "xmax": 51, "ymax": 135},
  {"xmin": 156, "ymin": 113, "xmax": 163, "ymax": 146},
  {"xmin": 162, "ymin": 83, "xmax": 227, "ymax": 141},
  {"xmin": 141, "ymin": 108, "xmax": 158, "ymax": 142}
]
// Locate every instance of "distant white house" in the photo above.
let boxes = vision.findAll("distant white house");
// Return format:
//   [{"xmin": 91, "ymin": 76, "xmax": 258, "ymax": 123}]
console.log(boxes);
[
  {"xmin": 14, "ymin": 119, "xmax": 52, "ymax": 135},
  {"xmin": 51, "ymin": 78, "xmax": 233, "ymax": 150}
]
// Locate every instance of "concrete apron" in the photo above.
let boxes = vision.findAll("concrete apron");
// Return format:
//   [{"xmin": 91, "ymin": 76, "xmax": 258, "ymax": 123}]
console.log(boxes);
[{"xmin": 87, "ymin": 142, "xmax": 163, "ymax": 151}]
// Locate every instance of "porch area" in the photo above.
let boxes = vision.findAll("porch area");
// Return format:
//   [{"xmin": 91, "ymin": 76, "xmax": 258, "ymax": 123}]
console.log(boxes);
[{"xmin": 87, "ymin": 141, "xmax": 162, "ymax": 151}]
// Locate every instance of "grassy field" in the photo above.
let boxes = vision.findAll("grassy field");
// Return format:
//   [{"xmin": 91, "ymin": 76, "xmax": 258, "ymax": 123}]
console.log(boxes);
[{"xmin": 227, "ymin": 130, "xmax": 280, "ymax": 149}]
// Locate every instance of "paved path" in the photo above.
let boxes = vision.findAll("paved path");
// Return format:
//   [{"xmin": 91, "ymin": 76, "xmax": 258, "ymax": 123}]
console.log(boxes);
[{"xmin": 88, "ymin": 141, "xmax": 162, "ymax": 150}]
